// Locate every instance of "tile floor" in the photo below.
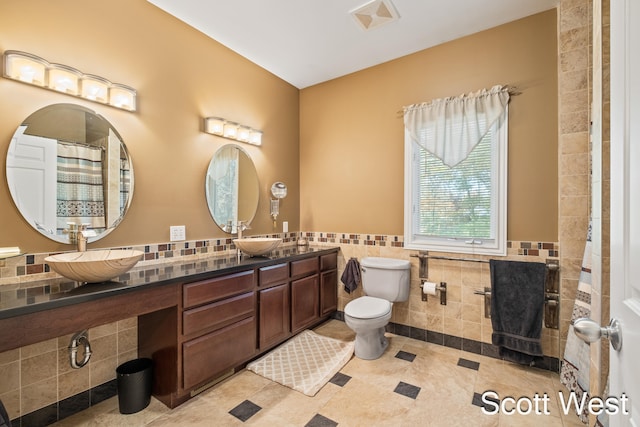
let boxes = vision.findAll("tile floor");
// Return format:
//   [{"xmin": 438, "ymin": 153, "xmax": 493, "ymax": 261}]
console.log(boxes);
[{"xmin": 52, "ymin": 320, "xmax": 585, "ymax": 426}]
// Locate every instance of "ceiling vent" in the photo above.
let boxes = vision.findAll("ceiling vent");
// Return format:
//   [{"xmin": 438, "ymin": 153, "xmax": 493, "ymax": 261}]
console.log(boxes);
[{"xmin": 350, "ymin": 0, "xmax": 400, "ymax": 31}]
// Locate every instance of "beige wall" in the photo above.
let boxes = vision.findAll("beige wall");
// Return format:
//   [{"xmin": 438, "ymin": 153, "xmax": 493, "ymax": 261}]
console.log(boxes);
[
  {"xmin": 300, "ymin": 10, "xmax": 558, "ymax": 243},
  {"xmin": 0, "ymin": 0, "xmax": 300, "ymax": 253}
]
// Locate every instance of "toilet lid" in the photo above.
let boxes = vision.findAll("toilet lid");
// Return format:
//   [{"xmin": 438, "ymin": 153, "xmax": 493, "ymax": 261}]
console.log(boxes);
[{"xmin": 345, "ymin": 296, "xmax": 391, "ymax": 319}]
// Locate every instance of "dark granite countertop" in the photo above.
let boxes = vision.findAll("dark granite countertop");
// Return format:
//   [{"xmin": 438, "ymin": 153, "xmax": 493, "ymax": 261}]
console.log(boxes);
[{"xmin": 0, "ymin": 245, "xmax": 339, "ymax": 320}]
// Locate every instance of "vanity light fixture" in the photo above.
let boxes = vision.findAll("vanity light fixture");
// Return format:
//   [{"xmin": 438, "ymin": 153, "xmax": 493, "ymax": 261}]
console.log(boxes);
[
  {"xmin": 204, "ymin": 117, "xmax": 263, "ymax": 146},
  {"xmin": 2, "ymin": 50, "xmax": 137, "ymax": 112}
]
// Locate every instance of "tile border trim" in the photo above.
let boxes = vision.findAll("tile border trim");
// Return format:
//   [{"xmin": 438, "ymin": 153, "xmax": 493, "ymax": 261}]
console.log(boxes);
[{"xmin": 331, "ymin": 311, "xmax": 560, "ymax": 373}]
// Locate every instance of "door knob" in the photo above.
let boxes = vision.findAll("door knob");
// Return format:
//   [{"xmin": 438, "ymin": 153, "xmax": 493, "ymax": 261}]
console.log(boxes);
[{"xmin": 573, "ymin": 317, "xmax": 622, "ymax": 351}]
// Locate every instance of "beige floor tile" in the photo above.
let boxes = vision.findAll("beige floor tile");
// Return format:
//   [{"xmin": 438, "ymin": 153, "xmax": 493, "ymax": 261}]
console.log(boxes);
[
  {"xmin": 50, "ymin": 320, "xmax": 573, "ymax": 427},
  {"xmin": 53, "ymin": 396, "xmax": 168, "ymax": 426},
  {"xmin": 146, "ymin": 399, "xmax": 241, "ymax": 427},
  {"xmin": 318, "ymin": 377, "xmax": 414, "ymax": 427},
  {"xmin": 499, "ymin": 412, "xmax": 564, "ymax": 426},
  {"xmin": 245, "ymin": 380, "xmax": 338, "ymax": 425},
  {"xmin": 402, "ymin": 396, "xmax": 499, "ymax": 427},
  {"xmin": 197, "ymin": 370, "xmax": 272, "ymax": 411},
  {"xmin": 340, "ymin": 347, "xmax": 413, "ymax": 391},
  {"xmin": 313, "ymin": 319, "xmax": 356, "ymax": 341},
  {"xmin": 407, "ymin": 356, "xmax": 477, "ymax": 401}
]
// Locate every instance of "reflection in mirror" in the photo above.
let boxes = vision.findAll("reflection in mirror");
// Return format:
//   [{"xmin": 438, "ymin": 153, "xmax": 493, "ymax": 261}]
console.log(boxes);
[
  {"xmin": 6, "ymin": 104, "xmax": 133, "ymax": 244},
  {"xmin": 206, "ymin": 144, "xmax": 259, "ymax": 233}
]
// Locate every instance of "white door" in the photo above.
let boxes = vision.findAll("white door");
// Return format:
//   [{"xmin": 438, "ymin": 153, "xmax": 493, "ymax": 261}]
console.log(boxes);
[
  {"xmin": 610, "ymin": 0, "xmax": 640, "ymax": 425},
  {"xmin": 6, "ymin": 125, "xmax": 58, "ymax": 235}
]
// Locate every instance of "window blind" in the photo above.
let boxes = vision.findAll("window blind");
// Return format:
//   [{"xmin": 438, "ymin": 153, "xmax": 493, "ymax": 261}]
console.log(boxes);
[{"xmin": 416, "ymin": 131, "xmax": 494, "ymax": 240}]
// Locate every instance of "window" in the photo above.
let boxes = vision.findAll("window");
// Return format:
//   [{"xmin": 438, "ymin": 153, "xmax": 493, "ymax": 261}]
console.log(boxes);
[{"xmin": 404, "ymin": 113, "xmax": 508, "ymax": 255}]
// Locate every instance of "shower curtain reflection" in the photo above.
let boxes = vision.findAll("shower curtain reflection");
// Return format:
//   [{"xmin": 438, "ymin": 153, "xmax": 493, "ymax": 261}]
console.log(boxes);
[
  {"xmin": 56, "ymin": 142, "xmax": 106, "ymax": 234},
  {"xmin": 120, "ymin": 158, "xmax": 130, "ymax": 214},
  {"xmin": 210, "ymin": 146, "xmax": 239, "ymax": 230}
]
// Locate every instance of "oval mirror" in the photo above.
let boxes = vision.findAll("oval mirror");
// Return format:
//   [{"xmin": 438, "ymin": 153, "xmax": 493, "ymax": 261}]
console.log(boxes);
[
  {"xmin": 206, "ymin": 144, "xmax": 259, "ymax": 232},
  {"xmin": 6, "ymin": 103, "xmax": 134, "ymax": 243}
]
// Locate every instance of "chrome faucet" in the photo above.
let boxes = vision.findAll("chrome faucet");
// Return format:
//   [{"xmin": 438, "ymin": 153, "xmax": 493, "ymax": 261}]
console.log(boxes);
[
  {"xmin": 76, "ymin": 226, "xmax": 87, "ymax": 252},
  {"xmin": 237, "ymin": 220, "xmax": 244, "ymax": 240},
  {"xmin": 65, "ymin": 223, "xmax": 88, "ymax": 252}
]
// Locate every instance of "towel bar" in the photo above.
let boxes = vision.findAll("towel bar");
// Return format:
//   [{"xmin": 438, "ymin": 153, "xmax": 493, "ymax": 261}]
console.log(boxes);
[
  {"xmin": 474, "ymin": 287, "xmax": 492, "ymax": 318},
  {"xmin": 544, "ymin": 294, "xmax": 560, "ymax": 329},
  {"xmin": 473, "ymin": 287, "xmax": 560, "ymax": 329},
  {"xmin": 411, "ymin": 252, "xmax": 560, "ymax": 286}
]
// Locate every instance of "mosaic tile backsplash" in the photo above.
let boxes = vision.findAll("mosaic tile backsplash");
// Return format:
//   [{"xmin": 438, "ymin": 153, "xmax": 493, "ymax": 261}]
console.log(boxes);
[{"xmin": 0, "ymin": 233, "xmax": 299, "ymax": 285}]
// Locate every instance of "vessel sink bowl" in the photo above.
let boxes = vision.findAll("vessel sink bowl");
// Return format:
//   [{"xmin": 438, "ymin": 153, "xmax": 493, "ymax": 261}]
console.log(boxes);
[
  {"xmin": 45, "ymin": 249, "xmax": 144, "ymax": 283},
  {"xmin": 233, "ymin": 238, "xmax": 282, "ymax": 256}
]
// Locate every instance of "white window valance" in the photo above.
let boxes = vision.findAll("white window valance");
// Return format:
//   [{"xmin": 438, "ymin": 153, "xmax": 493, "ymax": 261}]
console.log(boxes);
[{"xmin": 403, "ymin": 85, "xmax": 510, "ymax": 167}]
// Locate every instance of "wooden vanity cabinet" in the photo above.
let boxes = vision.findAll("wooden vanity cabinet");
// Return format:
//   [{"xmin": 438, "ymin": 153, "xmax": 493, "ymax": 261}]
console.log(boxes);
[
  {"xmin": 320, "ymin": 253, "xmax": 339, "ymax": 316},
  {"xmin": 139, "ymin": 249, "xmax": 338, "ymax": 408},
  {"xmin": 290, "ymin": 257, "xmax": 320, "ymax": 334},
  {"xmin": 181, "ymin": 270, "xmax": 257, "ymax": 392},
  {"xmin": 258, "ymin": 263, "xmax": 290, "ymax": 350}
]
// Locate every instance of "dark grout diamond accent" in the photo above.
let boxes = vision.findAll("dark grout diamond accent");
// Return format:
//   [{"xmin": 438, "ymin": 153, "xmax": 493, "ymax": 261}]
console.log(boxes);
[
  {"xmin": 329, "ymin": 372, "xmax": 352, "ymax": 387},
  {"xmin": 395, "ymin": 350, "xmax": 417, "ymax": 362},
  {"xmin": 472, "ymin": 391, "xmax": 500, "ymax": 410},
  {"xmin": 394, "ymin": 381, "xmax": 421, "ymax": 399},
  {"xmin": 305, "ymin": 413, "xmax": 338, "ymax": 427},
  {"xmin": 457, "ymin": 358, "xmax": 480, "ymax": 370},
  {"xmin": 229, "ymin": 400, "xmax": 262, "ymax": 422}
]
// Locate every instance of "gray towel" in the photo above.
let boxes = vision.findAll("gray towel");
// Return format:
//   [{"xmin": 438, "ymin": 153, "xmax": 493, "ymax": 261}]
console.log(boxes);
[
  {"xmin": 490, "ymin": 259, "xmax": 546, "ymax": 365},
  {"xmin": 341, "ymin": 258, "xmax": 361, "ymax": 294}
]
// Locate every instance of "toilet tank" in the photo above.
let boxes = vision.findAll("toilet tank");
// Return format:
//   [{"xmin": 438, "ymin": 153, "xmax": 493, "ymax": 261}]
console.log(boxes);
[{"xmin": 360, "ymin": 257, "xmax": 411, "ymax": 302}]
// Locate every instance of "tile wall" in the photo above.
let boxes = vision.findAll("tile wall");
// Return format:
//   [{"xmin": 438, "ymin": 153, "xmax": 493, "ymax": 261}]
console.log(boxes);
[
  {"xmin": 557, "ymin": 0, "xmax": 592, "ymax": 363},
  {"xmin": 0, "ymin": 232, "xmax": 297, "ymax": 425},
  {"xmin": 304, "ymin": 232, "xmax": 561, "ymax": 367},
  {"xmin": 0, "ymin": 318, "xmax": 137, "ymax": 425},
  {"xmin": 558, "ymin": 2, "xmax": 612, "ymax": 425},
  {"xmin": 0, "ymin": 233, "xmax": 298, "ymax": 285},
  {"xmin": 0, "ymin": 230, "xmax": 560, "ymax": 424}
]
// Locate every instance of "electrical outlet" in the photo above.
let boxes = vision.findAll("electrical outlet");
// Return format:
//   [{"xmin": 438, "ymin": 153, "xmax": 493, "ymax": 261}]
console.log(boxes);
[
  {"xmin": 283, "ymin": 221, "xmax": 288, "ymax": 233},
  {"xmin": 170, "ymin": 225, "xmax": 186, "ymax": 241}
]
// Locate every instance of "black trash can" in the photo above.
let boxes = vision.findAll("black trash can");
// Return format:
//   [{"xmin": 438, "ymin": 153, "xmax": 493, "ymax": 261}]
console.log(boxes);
[{"xmin": 116, "ymin": 358, "xmax": 153, "ymax": 414}]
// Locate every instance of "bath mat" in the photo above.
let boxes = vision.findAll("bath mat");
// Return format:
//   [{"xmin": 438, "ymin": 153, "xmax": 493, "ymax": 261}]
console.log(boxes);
[{"xmin": 247, "ymin": 330, "xmax": 354, "ymax": 396}]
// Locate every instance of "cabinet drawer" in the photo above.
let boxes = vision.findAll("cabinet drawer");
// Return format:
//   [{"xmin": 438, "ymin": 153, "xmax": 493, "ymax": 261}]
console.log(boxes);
[
  {"xmin": 259, "ymin": 263, "xmax": 288, "ymax": 287},
  {"xmin": 183, "ymin": 316, "xmax": 256, "ymax": 390},
  {"xmin": 183, "ymin": 292, "xmax": 255, "ymax": 337},
  {"xmin": 291, "ymin": 257, "xmax": 318, "ymax": 278},
  {"xmin": 183, "ymin": 270, "xmax": 254, "ymax": 309},
  {"xmin": 320, "ymin": 253, "xmax": 337, "ymax": 271}
]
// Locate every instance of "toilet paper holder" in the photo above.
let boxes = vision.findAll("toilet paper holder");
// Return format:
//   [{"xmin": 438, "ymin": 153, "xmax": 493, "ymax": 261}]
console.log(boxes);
[{"xmin": 420, "ymin": 280, "xmax": 447, "ymax": 305}]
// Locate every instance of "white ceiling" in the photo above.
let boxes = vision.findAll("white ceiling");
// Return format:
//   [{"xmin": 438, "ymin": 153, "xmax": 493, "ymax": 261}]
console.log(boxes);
[{"xmin": 147, "ymin": 0, "xmax": 559, "ymax": 89}]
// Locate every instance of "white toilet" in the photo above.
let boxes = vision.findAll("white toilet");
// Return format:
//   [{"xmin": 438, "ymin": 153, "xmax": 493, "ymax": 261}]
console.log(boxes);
[{"xmin": 344, "ymin": 257, "xmax": 410, "ymax": 360}]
